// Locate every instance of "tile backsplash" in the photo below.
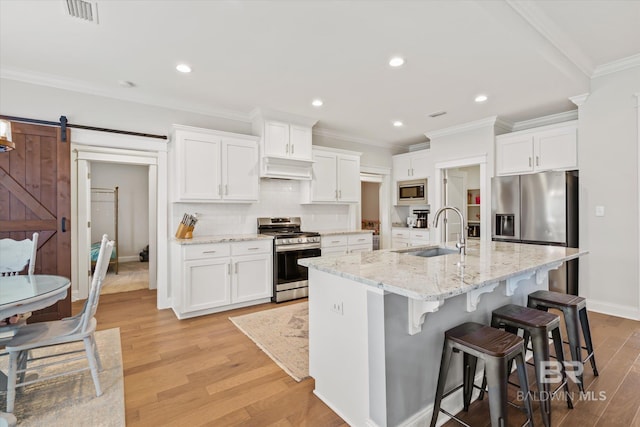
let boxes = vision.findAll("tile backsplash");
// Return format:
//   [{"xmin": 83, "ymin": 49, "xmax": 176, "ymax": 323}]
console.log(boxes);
[{"xmin": 172, "ymin": 178, "xmax": 351, "ymax": 235}]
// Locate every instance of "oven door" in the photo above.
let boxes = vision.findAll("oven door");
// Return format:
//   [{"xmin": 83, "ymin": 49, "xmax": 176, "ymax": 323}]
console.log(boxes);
[{"xmin": 275, "ymin": 247, "xmax": 321, "ymax": 290}]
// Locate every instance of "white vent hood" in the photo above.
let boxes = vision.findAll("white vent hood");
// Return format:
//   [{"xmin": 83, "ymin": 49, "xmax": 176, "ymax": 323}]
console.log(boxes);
[{"xmin": 251, "ymin": 108, "xmax": 318, "ymax": 180}]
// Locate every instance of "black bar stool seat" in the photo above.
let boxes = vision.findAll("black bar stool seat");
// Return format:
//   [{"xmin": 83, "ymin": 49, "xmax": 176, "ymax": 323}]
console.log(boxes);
[
  {"xmin": 430, "ymin": 322, "xmax": 534, "ymax": 427},
  {"xmin": 488, "ymin": 304, "xmax": 573, "ymax": 427},
  {"xmin": 528, "ymin": 290, "xmax": 598, "ymax": 393}
]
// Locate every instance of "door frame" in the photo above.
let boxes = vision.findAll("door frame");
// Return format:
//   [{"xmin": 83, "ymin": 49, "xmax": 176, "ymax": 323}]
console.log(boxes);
[
  {"xmin": 434, "ymin": 155, "xmax": 488, "ymax": 244},
  {"xmin": 443, "ymin": 169, "xmax": 467, "ymax": 242},
  {"xmin": 360, "ymin": 165, "xmax": 391, "ymax": 249},
  {"xmin": 70, "ymin": 129, "xmax": 169, "ymax": 309}
]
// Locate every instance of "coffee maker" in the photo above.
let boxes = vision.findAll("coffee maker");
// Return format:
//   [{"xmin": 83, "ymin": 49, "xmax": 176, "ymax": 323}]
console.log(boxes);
[{"xmin": 413, "ymin": 208, "xmax": 429, "ymax": 228}]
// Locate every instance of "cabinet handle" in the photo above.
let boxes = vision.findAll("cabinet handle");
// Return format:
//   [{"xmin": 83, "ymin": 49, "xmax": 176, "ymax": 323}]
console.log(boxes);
[
  {"xmin": 528, "ymin": 157, "xmax": 532, "ymax": 167},
  {"xmin": 335, "ymin": 189, "xmax": 338, "ymax": 199},
  {"xmin": 286, "ymin": 144, "xmax": 289, "ymax": 154},
  {"xmin": 331, "ymin": 240, "xmax": 341, "ymax": 244},
  {"xmin": 338, "ymin": 190, "xmax": 342, "ymax": 199},
  {"xmin": 202, "ymin": 250, "xmax": 217, "ymax": 254},
  {"xmin": 291, "ymin": 144, "xmax": 294, "ymax": 154},
  {"xmin": 228, "ymin": 264, "xmax": 231, "ymax": 275},
  {"xmin": 235, "ymin": 263, "xmax": 238, "ymax": 274},
  {"xmin": 408, "ymin": 168, "xmax": 410, "ymax": 176},
  {"xmin": 536, "ymin": 156, "xmax": 539, "ymax": 166},
  {"xmin": 218, "ymin": 184, "xmax": 222, "ymax": 195},
  {"xmin": 415, "ymin": 234, "xmax": 423, "ymax": 238},
  {"xmin": 358, "ymin": 238, "xmax": 366, "ymax": 241},
  {"xmin": 247, "ymin": 247, "xmax": 260, "ymax": 250},
  {"xmin": 225, "ymin": 184, "xmax": 229, "ymax": 195},
  {"xmin": 411, "ymin": 168, "xmax": 414, "ymax": 176}
]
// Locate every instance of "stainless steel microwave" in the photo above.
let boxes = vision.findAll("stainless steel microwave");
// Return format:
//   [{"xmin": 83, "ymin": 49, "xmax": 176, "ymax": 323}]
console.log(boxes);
[{"xmin": 397, "ymin": 179, "xmax": 427, "ymax": 205}]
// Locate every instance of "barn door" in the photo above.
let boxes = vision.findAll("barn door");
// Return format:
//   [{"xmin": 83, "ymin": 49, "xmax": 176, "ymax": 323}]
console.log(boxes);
[{"xmin": 0, "ymin": 121, "xmax": 71, "ymax": 321}]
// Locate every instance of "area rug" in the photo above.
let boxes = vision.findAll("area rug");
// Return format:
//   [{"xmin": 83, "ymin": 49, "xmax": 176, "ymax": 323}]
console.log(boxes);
[
  {"xmin": 0, "ymin": 328, "xmax": 125, "ymax": 426},
  {"xmin": 230, "ymin": 302, "xmax": 309, "ymax": 382}
]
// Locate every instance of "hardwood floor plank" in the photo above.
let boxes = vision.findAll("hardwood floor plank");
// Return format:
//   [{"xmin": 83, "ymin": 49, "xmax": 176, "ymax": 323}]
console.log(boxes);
[{"xmin": 79, "ymin": 290, "xmax": 639, "ymax": 426}]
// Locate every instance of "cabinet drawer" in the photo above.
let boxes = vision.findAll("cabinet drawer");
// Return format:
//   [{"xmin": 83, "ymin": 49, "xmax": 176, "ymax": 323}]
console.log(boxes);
[
  {"xmin": 184, "ymin": 243, "xmax": 230, "ymax": 261},
  {"xmin": 410, "ymin": 230, "xmax": 430, "ymax": 243},
  {"xmin": 392, "ymin": 229, "xmax": 410, "ymax": 239},
  {"xmin": 321, "ymin": 235, "xmax": 349, "ymax": 248},
  {"xmin": 321, "ymin": 246, "xmax": 348, "ymax": 256},
  {"xmin": 231, "ymin": 240, "xmax": 272, "ymax": 256},
  {"xmin": 348, "ymin": 244, "xmax": 372, "ymax": 254},
  {"xmin": 348, "ymin": 233, "xmax": 373, "ymax": 246}
]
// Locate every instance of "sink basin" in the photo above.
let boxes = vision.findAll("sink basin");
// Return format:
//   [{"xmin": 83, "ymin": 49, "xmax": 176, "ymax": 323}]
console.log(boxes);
[{"xmin": 395, "ymin": 246, "xmax": 460, "ymax": 257}]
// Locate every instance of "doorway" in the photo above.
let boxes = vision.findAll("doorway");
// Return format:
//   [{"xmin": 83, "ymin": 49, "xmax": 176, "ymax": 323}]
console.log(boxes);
[
  {"xmin": 359, "ymin": 166, "xmax": 391, "ymax": 249},
  {"xmin": 361, "ymin": 181, "xmax": 381, "ymax": 249}
]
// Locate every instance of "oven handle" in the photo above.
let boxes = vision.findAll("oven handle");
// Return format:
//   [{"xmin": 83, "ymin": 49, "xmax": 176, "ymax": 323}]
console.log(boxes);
[{"xmin": 275, "ymin": 244, "xmax": 322, "ymax": 253}]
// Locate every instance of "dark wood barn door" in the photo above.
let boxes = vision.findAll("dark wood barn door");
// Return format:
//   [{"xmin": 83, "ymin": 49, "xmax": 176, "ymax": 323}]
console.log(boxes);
[{"xmin": 0, "ymin": 121, "xmax": 71, "ymax": 321}]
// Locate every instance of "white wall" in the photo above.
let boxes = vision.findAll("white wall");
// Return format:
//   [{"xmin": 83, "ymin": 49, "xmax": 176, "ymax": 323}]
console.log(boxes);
[
  {"xmin": 577, "ymin": 65, "xmax": 640, "ymax": 319},
  {"xmin": 91, "ymin": 162, "xmax": 149, "ymax": 260}
]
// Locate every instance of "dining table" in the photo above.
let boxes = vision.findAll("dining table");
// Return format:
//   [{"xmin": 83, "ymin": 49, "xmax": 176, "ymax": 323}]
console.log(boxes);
[{"xmin": 0, "ymin": 274, "xmax": 71, "ymax": 390}]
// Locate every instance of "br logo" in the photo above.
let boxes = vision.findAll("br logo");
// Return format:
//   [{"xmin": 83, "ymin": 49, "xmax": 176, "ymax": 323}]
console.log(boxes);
[{"xmin": 540, "ymin": 361, "xmax": 583, "ymax": 384}]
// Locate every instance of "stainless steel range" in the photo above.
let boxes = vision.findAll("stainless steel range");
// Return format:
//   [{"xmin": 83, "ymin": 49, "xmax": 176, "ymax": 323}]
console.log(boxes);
[{"xmin": 257, "ymin": 217, "xmax": 321, "ymax": 303}]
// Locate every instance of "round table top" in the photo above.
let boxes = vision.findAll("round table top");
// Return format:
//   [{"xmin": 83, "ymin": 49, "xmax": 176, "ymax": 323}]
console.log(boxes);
[{"xmin": 0, "ymin": 274, "xmax": 71, "ymax": 307}]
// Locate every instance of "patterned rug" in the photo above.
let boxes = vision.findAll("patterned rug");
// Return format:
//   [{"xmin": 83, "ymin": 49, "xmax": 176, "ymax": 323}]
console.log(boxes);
[
  {"xmin": 0, "ymin": 328, "xmax": 125, "ymax": 426},
  {"xmin": 229, "ymin": 302, "xmax": 309, "ymax": 382}
]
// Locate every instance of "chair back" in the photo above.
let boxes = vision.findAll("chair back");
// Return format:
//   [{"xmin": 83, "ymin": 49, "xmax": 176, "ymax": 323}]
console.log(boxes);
[
  {"xmin": 80, "ymin": 234, "xmax": 114, "ymax": 333},
  {"xmin": 0, "ymin": 233, "xmax": 38, "ymax": 276}
]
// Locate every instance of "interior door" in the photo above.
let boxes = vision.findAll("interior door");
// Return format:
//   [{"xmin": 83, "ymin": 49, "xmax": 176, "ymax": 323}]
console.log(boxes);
[
  {"xmin": 444, "ymin": 169, "xmax": 465, "ymax": 242},
  {"xmin": 0, "ymin": 121, "xmax": 71, "ymax": 321}
]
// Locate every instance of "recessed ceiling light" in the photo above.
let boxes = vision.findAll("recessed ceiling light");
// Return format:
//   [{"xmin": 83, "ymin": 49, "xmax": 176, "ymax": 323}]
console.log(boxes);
[
  {"xmin": 312, "ymin": 99, "xmax": 323, "ymax": 107},
  {"xmin": 475, "ymin": 94, "xmax": 488, "ymax": 103},
  {"xmin": 393, "ymin": 121, "xmax": 404, "ymax": 127},
  {"xmin": 176, "ymin": 63, "xmax": 192, "ymax": 73},
  {"xmin": 389, "ymin": 57, "xmax": 405, "ymax": 67}
]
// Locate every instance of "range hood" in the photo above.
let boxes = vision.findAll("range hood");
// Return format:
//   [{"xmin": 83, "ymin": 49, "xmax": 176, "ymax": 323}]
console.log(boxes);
[{"xmin": 261, "ymin": 156, "xmax": 314, "ymax": 180}]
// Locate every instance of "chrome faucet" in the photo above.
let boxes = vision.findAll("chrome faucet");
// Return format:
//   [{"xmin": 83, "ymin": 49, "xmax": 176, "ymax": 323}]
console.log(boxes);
[{"xmin": 432, "ymin": 206, "xmax": 466, "ymax": 255}]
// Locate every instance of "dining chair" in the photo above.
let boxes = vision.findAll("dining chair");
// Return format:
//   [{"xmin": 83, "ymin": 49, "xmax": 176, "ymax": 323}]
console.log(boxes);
[
  {"xmin": 0, "ymin": 233, "xmax": 38, "ymax": 330},
  {"xmin": 3, "ymin": 234, "xmax": 114, "ymax": 413}
]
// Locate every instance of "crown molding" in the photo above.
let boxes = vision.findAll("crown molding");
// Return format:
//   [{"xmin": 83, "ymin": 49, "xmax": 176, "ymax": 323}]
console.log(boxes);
[
  {"xmin": 569, "ymin": 93, "xmax": 590, "ymax": 108},
  {"xmin": 425, "ymin": 116, "xmax": 502, "ymax": 140},
  {"xmin": 1, "ymin": 66, "xmax": 253, "ymax": 124},
  {"xmin": 312, "ymin": 127, "xmax": 400, "ymax": 149},
  {"xmin": 505, "ymin": 0, "xmax": 593, "ymax": 77},
  {"xmin": 511, "ymin": 110, "xmax": 578, "ymax": 132},
  {"xmin": 592, "ymin": 54, "xmax": 640, "ymax": 79}
]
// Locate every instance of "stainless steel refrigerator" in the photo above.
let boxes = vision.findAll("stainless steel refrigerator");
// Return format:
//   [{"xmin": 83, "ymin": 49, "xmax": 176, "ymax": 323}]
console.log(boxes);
[{"xmin": 491, "ymin": 170, "xmax": 579, "ymax": 294}]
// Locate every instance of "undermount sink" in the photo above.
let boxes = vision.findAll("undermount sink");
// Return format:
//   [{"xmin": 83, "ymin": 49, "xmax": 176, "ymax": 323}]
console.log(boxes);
[{"xmin": 394, "ymin": 246, "xmax": 460, "ymax": 258}]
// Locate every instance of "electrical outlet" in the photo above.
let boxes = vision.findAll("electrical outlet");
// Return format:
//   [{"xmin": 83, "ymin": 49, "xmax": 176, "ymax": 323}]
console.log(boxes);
[{"xmin": 330, "ymin": 301, "xmax": 344, "ymax": 315}]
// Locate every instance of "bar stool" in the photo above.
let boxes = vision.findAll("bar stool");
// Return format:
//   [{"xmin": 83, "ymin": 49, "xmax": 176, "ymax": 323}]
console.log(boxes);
[
  {"xmin": 527, "ymin": 290, "xmax": 598, "ymax": 392},
  {"xmin": 430, "ymin": 322, "xmax": 534, "ymax": 427},
  {"xmin": 486, "ymin": 304, "xmax": 573, "ymax": 427}
]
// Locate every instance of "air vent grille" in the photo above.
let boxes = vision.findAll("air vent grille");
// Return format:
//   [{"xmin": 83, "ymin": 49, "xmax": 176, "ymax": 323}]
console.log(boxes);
[
  {"xmin": 428, "ymin": 111, "xmax": 447, "ymax": 118},
  {"xmin": 65, "ymin": 0, "xmax": 99, "ymax": 23}
]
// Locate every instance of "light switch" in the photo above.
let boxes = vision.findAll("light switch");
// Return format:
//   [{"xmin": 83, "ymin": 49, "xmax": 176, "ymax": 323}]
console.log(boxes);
[{"xmin": 595, "ymin": 206, "xmax": 605, "ymax": 217}]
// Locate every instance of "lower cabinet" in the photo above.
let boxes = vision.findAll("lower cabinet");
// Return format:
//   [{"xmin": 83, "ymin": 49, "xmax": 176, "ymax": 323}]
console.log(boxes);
[
  {"xmin": 391, "ymin": 228, "xmax": 431, "ymax": 249},
  {"xmin": 321, "ymin": 233, "xmax": 373, "ymax": 255},
  {"xmin": 172, "ymin": 239, "xmax": 272, "ymax": 318}
]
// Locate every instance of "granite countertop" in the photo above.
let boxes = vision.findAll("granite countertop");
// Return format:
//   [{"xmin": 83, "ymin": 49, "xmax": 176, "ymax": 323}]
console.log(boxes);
[
  {"xmin": 299, "ymin": 240, "xmax": 587, "ymax": 301},
  {"xmin": 174, "ymin": 234, "xmax": 273, "ymax": 245},
  {"xmin": 318, "ymin": 230, "xmax": 375, "ymax": 236}
]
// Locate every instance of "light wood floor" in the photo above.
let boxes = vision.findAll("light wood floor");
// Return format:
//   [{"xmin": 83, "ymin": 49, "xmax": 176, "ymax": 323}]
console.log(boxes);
[
  {"xmin": 80, "ymin": 290, "xmax": 640, "ymax": 426},
  {"xmin": 101, "ymin": 261, "xmax": 149, "ymax": 295}
]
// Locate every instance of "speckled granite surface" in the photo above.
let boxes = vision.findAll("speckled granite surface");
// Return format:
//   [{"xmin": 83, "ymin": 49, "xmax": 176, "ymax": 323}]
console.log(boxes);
[
  {"xmin": 174, "ymin": 234, "xmax": 273, "ymax": 245},
  {"xmin": 317, "ymin": 230, "xmax": 374, "ymax": 236},
  {"xmin": 299, "ymin": 240, "xmax": 587, "ymax": 301}
]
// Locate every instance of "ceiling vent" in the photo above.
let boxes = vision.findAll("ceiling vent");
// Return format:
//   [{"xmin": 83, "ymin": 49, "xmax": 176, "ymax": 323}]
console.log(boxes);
[
  {"xmin": 65, "ymin": 0, "xmax": 99, "ymax": 24},
  {"xmin": 428, "ymin": 111, "xmax": 447, "ymax": 118}
]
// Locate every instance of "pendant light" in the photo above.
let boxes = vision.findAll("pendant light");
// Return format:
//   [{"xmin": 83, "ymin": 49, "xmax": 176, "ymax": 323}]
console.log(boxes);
[{"xmin": 0, "ymin": 119, "xmax": 15, "ymax": 153}]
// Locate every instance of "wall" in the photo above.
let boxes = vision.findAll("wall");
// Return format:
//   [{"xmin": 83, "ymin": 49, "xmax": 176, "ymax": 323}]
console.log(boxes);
[
  {"xmin": 313, "ymin": 133, "xmax": 401, "ymax": 169},
  {"xmin": 577, "ymin": 65, "xmax": 640, "ymax": 319},
  {"xmin": 361, "ymin": 182, "xmax": 380, "ymax": 221},
  {"xmin": 91, "ymin": 162, "xmax": 149, "ymax": 260}
]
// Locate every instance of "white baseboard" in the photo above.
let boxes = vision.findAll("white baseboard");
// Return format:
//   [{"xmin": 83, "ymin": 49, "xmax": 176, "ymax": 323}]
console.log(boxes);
[{"xmin": 587, "ymin": 299, "xmax": 640, "ymax": 321}]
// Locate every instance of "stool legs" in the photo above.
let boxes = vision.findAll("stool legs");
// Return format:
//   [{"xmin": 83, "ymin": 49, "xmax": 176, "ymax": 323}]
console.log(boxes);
[
  {"xmin": 430, "ymin": 341, "xmax": 453, "ymax": 427},
  {"xmin": 484, "ymin": 357, "xmax": 509, "ymax": 427},
  {"xmin": 579, "ymin": 308, "xmax": 598, "ymax": 376},
  {"xmin": 463, "ymin": 353, "xmax": 478, "ymax": 411},
  {"xmin": 551, "ymin": 327, "xmax": 574, "ymax": 409},
  {"xmin": 514, "ymin": 352, "xmax": 534, "ymax": 426},
  {"xmin": 529, "ymin": 330, "xmax": 552, "ymax": 427}
]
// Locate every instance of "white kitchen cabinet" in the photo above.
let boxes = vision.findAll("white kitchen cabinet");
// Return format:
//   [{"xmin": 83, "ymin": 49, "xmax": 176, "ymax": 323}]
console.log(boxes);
[
  {"xmin": 496, "ymin": 121, "xmax": 577, "ymax": 176},
  {"xmin": 302, "ymin": 146, "xmax": 361, "ymax": 203},
  {"xmin": 172, "ymin": 239, "xmax": 272, "ymax": 319},
  {"xmin": 171, "ymin": 125, "xmax": 259, "ymax": 202},
  {"xmin": 393, "ymin": 150, "xmax": 430, "ymax": 181},
  {"xmin": 321, "ymin": 232, "xmax": 372, "ymax": 254},
  {"xmin": 391, "ymin": 228, "xmax": 431, "ymax": 249},
  {"xmin": 263, "ymin": 120, "xmax": 313, "ymax": 161}
]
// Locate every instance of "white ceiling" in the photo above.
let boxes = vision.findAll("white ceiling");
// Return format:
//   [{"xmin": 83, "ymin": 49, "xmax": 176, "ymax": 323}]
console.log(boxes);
[{"xmin": 1, "ymin": 0, "xmax": 639, "ymax": 148}]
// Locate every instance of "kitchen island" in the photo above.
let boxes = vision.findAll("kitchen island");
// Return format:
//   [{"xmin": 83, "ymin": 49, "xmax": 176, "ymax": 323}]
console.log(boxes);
[{"xmin": 299, "ymin": 240, "xmax": 587, "ymax": 427}]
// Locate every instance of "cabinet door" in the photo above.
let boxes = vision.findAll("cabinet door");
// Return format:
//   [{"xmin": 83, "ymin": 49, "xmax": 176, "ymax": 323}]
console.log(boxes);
[
  {"xmin": 535, "ymin": 127, "xmax": 577, "ymax": 171},
  {"xmin": 289, "ymin": 125, "xmax": 313, "ymax": 161},
  {"xmin": 321, "ymin": 246, "xmax": 348, "ymax": 256},
  {"xmin": 264, "ymin": 121, "xmax": 290, "ymax": 157},
  {"xmin": 311, "ymin": 151, "xmax": 338, "ymax": 202},
  {"xmin": 337, "ymin": 155, "xmax": 360, "ymax": 202},
  {"xmin": 393, "ymin": 155, "xmax": 412, "ymax": 181},
  {"xmin": 183, "ymin": 258, "xmax": 230, "ymax": 313},
  {"xmin": 391, "ymin": 239, "xmax": 410, "ymax": 249},
  {"xmin": 222, "ymin": 138, "xmax": 259, "ymax": 201},
  {"xmin": 178, "ymin": 132, "xmax": 222, "ymax": 201},
  {"xmin": 232, "ymin": 254, "xmax": 272, "ymax": 303},
  {"xmin": 496, "ymin": 135, "xmax": 534, "ymax": 175},
  {"xmin": 410, "ymin": 151, "xmax": 430, "ymax": 178},
  {"xmin": 410, "ymin": 230, "xmax": 430, "ymax": 244}
]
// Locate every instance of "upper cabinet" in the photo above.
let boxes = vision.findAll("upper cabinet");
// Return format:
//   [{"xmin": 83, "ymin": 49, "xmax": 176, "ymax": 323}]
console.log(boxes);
[
  {"xmin": 301, "ymin": 146, "xmax": 361, "ymax": 204},
  {"xmin": 393, "ymin": 150, "xmax": 430, "ymax": 181},
  {"xmin": 496, "ymin": 121, "xmax": 577, "ymax": 176},
  {"xmin": 170, "ymin": 125, "xmax": 260, "ymax": 203},
  {"xmin": 251, "ymin": 109, "xmax": 318, "ymax": 180}
]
